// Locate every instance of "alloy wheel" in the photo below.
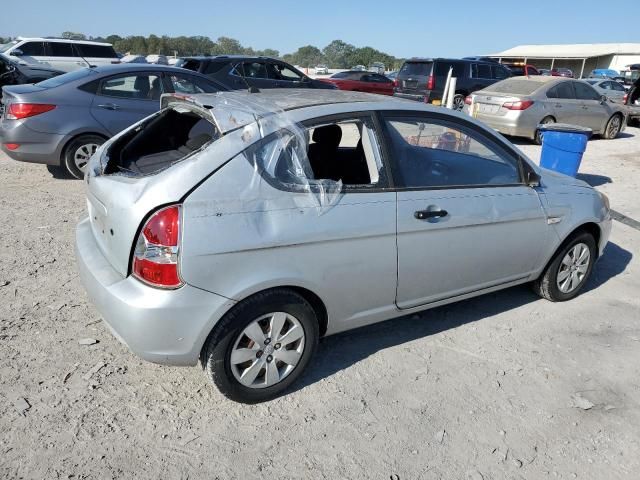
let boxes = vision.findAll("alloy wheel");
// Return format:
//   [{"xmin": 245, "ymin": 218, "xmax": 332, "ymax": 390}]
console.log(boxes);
[
  {"xmin": 607, "ymin": 116, "xmax": 621, "ymax": 138},
  {"xmin": 556, "ymin": 242, "xmax": 591, "ymax": 293},
  {"xmin": 73, "ymin": 143, "xmax": 99, "ymax": 172},
  {"xmin": 230, "ymin": 312, "xmax": 305, "ymax": 389}
]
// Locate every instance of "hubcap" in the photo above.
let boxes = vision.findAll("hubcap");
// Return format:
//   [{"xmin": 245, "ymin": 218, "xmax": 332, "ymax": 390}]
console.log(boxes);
[
  {"xmin": 230, "ymin": 312, "xmax": 305, "ymax": 389},
  {"xmin": 557, "ymin": 242, "xmax": 591, "ymax": 293},
  {"xmin": 74, "ymin": 143, "xmax": 99, "ymax": 172},
  {"xmin": 453, "ymin": 96, "xmax": 464, "ymax": 111},
  {"xmin": 608, "ymin": 117, "xmax": 620, "ymax": 138}
]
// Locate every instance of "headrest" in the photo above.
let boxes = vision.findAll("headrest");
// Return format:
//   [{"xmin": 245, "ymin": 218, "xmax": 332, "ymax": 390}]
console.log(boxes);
[{"xmin": 312, "ymin": 124, "xmax": 342, "ymax": 148}]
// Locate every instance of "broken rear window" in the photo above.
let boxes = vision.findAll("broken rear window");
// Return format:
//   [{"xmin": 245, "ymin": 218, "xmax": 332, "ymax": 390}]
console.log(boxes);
[{"xmin": 103, "ymin": 107, "xmax": 219, "ymax": 176}]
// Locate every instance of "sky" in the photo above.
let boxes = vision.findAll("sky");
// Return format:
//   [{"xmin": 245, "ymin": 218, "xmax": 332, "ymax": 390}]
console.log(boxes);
[{"xmin": 2, "ymin": 0, "xmax": 639, "ymax": 58}]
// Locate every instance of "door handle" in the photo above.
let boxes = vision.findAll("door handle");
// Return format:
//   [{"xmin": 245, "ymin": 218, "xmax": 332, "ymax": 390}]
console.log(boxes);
[
  {"xmin": 414, "ymin": 209, "xmax": 448, "ymax": 220},
  {"xmin": 97, "ymin": 103, "xmax": 120, "ymax": 111}
]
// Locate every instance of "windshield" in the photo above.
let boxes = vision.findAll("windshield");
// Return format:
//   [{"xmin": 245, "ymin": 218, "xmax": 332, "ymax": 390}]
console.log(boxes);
[
  {"xmin": 0, "ymin": 41, "xmax": 18, "ymax": 53},
  {"xmin": 399, "ymin": 62, "xmax": 432, "ymax": 76},
  {"xmin": 36, "ymin": 68, "xmax": 96, "ymax": 88}
]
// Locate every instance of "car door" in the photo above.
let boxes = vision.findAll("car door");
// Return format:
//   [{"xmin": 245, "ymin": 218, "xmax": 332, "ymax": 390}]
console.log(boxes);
[
  {"xmin": 573, "ymin": 81, "xmax": 609, "ymax": 131},
  {"xmin": 235, "ymin": 61, "xmax": 273, "ymax": 89},
  {"xmin": 545, "ymin": 82, "xmax": 581, "ymax": 124},
  {"xmin": 43, "ymin": 41, "xmax": 80, "ymax": 72},
  {"xmin": 90, "ymin": 71, "xmax": 164, "ymax": 135},
  {"xmin": 270, "ymin": 61, "xmax": 309, "ymax": 89},
  {"xmin": 381, "ymin": 112, "xmax": 549, "ymax": 309}
]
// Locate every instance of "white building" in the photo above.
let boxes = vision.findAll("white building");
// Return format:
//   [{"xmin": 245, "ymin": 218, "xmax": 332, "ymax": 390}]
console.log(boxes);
[{"xmin": 487, "ymin": 43, "xmax": 640, "ymax": 78}]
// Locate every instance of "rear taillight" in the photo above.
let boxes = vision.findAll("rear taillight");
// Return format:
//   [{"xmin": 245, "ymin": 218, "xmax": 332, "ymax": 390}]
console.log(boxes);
[
  {"xmin": 426, "ymin": 75, "xmax": 435, "ymax": 90},
  {"xmin": 623, "ymin": 93, "xmax": 628, "ymax": 104},
  {"xmin": 464, "ymin": 95, "xmax": 473, "ymax": 105},
  {"xmin": 132, "ymin": 205, "xmax": 183, "ymax": 289},
  {"xmin": 3, "ymin": 143, "xmax": 20, "ymax": 150},
  {"xmin": 502, "ymin": 100, "xmax": 534, "ymax": 110},
  {"xmin": 6, "ymin": 103, "xmax": 56, "ymax": 120},
  {"xmin": 393, "ymin": 79, "xmax": 398, "ymax": 88}
]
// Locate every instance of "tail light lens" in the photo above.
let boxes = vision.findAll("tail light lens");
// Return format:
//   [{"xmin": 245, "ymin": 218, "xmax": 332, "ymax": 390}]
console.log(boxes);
[
  {"xmin": 623, "ymin": 93, "xmax": 628, "ymax": 104},
  {"xmin": 132, "ymin": 205, "xmax": 183, "ymax": 289},
  {"xmin": 464, "ymin": 95, "xmax": 473, "ymax": 105},
  {"xmin": 393, "ymin": 79, "xmax": 398, "ymax": 88},
  {"xmin": 6, "ymin": 103, "xmax": 56, "ymax": 120},
  {"xmin": 502, "ymin": 100, "xmax": 534, "ymax": 110},
  {"xmin": 426, "ymin": 75, "xmax": 435, "ymax": 90}
]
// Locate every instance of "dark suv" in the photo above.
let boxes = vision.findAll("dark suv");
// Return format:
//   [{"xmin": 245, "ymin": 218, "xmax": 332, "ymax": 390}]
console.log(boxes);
[
  {"xmin": 394, "ymin": 58, "xmax": 511, "ymax": 110},
  {"xmin": 179, "ymin": 56, "xmax": 336, "ymax": 91}
]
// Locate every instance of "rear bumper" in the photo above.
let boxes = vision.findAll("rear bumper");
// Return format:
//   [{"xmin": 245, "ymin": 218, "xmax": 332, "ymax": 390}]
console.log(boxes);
[
  {"xmin": 472, "ymin": 112, "xmax": 537, "ymax": 139},
  {"xmin": 75, "ymin": 216, "xmax": 236, "ymax": 366},
  {"xmin": 0, "ymin": 119, "xmax": 67, "ymax": 165}
]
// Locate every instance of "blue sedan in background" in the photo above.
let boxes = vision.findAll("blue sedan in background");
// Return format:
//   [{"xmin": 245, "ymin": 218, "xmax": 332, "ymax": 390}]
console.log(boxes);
[{"xmin": 0, "ymin": 64, "xmax": 225, "ymax": 178}]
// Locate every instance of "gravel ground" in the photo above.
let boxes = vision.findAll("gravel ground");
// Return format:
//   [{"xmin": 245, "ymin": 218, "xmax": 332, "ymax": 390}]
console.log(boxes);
[{"xmin": 1, "ymin": 126, "xmax": 639, "ymax": 480}]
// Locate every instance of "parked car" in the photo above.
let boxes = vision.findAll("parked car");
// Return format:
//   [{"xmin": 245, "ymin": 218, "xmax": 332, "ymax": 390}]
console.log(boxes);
[
  {"xmin": 551, "ymin": 68, "xmax": 574, "ymax": 78},
  {"xmin": 0, "ymin": 37, "xmax": 120, "ymax": 72},
  {"xmin": 317, "ymin": 71, "xmax": 394, "ymax": 95},
  {"xmin": 179, "ymin": 55, "xmax": 336, "ymax": 90},
  {"xmin": 146, "ymin": 54, "xmax": 168, "ymax": 65},
  {"xmin": 589, "ymin": 69, "xmax": 619, "ymax": 79},
  {"xmin": 351, "ymin": 65, "xmax": 366, "ymax": 71},
  {"xmin": 0, "ymin": 52, "xmax": 64, "ymax": 87},
  {"xmin": 75, "ymin": 89, "xmax": 611, "ymax": 403},
  {"xmin": 539, "ymin": 69, "xmax": 551, "ymax": 76},
  {"xmin": 502, "ymin": 62, "xmax": 540, "ymax": 76},
  {"xmin": 386, "ymin": 71, "xmax": 398, "ymax": 81},
  {"xmin": 394, "ymin": 58, "xmax": 512, "ymax": 110},
  {"xmin": 315, "ymin": 64, "xmax": 329, "ymax": 75},
  {"xmin": 0, "ymin": 64, "xmax": 226, "ymax": 178},
  {"xmin": 466, "ymin": 76, "xmax": 627, "ymax": 144},
  {"xmin": 368, "ymin": 62, "xmax": 385, "ymax": 74},
  {"xmin": 583, "ymin": 78, "xmax": 626, "ymax": 104},
  {"xmin": 462, "ymin": 56, "xmax": 499, "ymax": 63},
  {"xmin": 120, "ymin": 54, "xmax": 147, "ymax": 64}
]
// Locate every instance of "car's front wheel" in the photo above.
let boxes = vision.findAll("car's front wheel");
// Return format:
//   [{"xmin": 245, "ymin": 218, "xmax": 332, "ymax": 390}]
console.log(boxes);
[
  {"xmin": 532, "ymin": 231, "xmax": 596, "ymax": 302},
  {"xmin": 603, "ymin": 113, "xmax": 623, "ymax": 139},
  {"xmin": 202, "ymin": 289, "xmax": 319, "ymax": 403},
  {"xmin": 63, "ymin": 134, "xmax": 105, "ymax": 179}
]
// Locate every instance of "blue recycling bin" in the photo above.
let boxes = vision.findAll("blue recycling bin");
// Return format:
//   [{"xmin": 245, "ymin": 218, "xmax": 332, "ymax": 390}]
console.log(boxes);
[{"xmin": 539, "ymin": 123, "xmax": 592, "ymax": 177}]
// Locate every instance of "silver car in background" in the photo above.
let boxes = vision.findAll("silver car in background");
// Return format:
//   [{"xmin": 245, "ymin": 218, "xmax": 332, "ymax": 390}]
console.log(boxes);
[
  {"xmin": 76, "ymin": 90, "xmax": 611, "ymax": 403},
  {"xmin": 584, "ymin": 78, "xmax": 627, "ymax": 104},
  {"xmin": 467, "ymin": 76, "xmax": 627, "ymax": 143}
]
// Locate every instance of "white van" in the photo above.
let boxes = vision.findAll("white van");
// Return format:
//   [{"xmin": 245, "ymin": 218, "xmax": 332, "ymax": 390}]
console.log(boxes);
[{"xmin": 0, "ymin": 37, "xmax": 120, "ymax": 72}]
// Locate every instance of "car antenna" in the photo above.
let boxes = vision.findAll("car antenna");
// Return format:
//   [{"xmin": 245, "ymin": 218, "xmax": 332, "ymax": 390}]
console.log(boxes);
[
  {"xmin": 74, "ymin": 45, "xmax": 96, "ymax": 68},
  {"xmin": 235, "ymin": 63, "xmax": 260, "ymax": 93}
]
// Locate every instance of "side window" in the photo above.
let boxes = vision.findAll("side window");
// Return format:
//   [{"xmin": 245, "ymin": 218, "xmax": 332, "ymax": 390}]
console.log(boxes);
[
  {"xmin": 611, "ymin": 82, "xmax": 625, "ymax": 91},
  {"xmin": 492, "ymin": 65, "xmax": 509, "ymax": 80},
  {"xmin": 242, "ymin": 62, "xmax": 268, "ymax": 79},
  {"xmin": 383, "ymin": 116, "xmax": 521, "ymax": 188},
  {"xmin": 75, "ymin": 44, "xmax": 117, "ymax": 58},
  {"xmin": 99, "ymin": 74, "xmax": 162, "ymax": 100},
  {"xmin": 254, "ymin": 116, "xmax": 386, "ymax": 189},
  {"xmin": 370, "ymin": 74, "xmax": 391, "ymax": 83},
  {"xmin": 271, "ymin": 63, "xmax": 303, "ymax": 82},
  {"xmin": 435, "ymin": 62, "xmax": 465, "ymax": 78},
  {"xmin": 471, "ymin": 63, "xmax": 491, "ymax": 79},
  {"xmin": 19, "ymin": 42, "xmax": 45, "ymax": 56},
  {"xmin": 47, "ymin": 42, "xmax": 73, "ymax": 57},
  {"xmin": 168, "ymin": 74, "xmax": 207, "ymax": 94},
  {"xmin": 547, "ymin": 82, "xmax": 575, "ymax": 99},
  {"xmin": 204, "ymin": 61, "xmax": 227, "ymax": 74},
  {"xmin": 573, "ymin": 81, "xmax": 600, "ymax": 100}
]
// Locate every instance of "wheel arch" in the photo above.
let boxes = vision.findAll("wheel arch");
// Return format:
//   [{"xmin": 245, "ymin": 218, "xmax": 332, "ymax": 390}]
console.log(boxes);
[{"xmin": 59, "ymin": 131, "xmax": 109, "ymax": 164}]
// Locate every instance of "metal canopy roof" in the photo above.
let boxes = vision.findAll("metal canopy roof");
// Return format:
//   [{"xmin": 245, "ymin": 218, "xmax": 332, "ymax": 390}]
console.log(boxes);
[{"xmin": 487, "ymin": 43, "xmax": 640, "ymax": 59}]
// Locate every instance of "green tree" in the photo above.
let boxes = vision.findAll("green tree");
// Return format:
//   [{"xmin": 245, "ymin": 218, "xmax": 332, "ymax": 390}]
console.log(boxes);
[
  {"xmin": 322, "ymin": 39, "xmax": 356, "ymax": 69},
  {"xmin": 289, "ymin": 45, "xmax": 324, "ymax": 68},
  {"xmin": 214, "ymin": 36, "xmax": 244, "ymax": 55},
  {"xmin": 256, "ymin": 48, "xmax": 280, "ymax": 58}
]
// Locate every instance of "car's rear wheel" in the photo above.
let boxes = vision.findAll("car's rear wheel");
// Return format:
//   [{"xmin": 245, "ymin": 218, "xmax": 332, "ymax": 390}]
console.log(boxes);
[
  {"xmin": 202, "ymin": 289, "xmax": 319, "ymax": 403},
  {"xmin": 453, "ymin": 94, "xmax": 465, "ymax": 111},
  {"xmin": 603, "ymin": 114, "xmax": 622, "ymax": 139},
  {"xmin": 532, "ymin": 231, "xmax": 596, "ymax": 302},
  {"xmin": 535, "ymin": 116, "xmax": 555, "ymax": 145},
  {"xmin": 63, "ymin": 134, "xmax": 105, "ymax": 179}
]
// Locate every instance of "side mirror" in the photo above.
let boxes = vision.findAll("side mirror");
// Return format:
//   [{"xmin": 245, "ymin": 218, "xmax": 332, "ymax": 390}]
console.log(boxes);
[
  {"xmin": 600, "ymin": 94, "xmax": 608, "ymax": 104},
  {"xmin": 526, "ymin": 169, "xmax": 541, "ymax": 187},
  {"xmin": 10, "ymin": 49, "xmax": 23, "ymax": 57}
]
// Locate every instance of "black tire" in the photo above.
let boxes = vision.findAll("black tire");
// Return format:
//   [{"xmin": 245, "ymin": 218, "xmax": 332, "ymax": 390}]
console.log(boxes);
[
  {"xmin": 201, "ymin": 289, "xmax": 319, "ymax": 403},
  {"xmin": 532, "ymin": 231, "xmax": 596, "ymax": 302},
  {"xmin": 453, "ymin": 94, "xmax": 465, "ymax": 111},
  {"xmin": 602, "ymin": 113, "xmax": 623, "ymax": 139},
  {"xmin": 45, "ymin": 164, "xmax": 73, "ymax": 179},
  {"xmin": 535, "ymin": 116, "xmax": 555, "ymax": 145},
  {"xmin": 63, "ymin": 134, "xmax": 105, "ymax": 179}
]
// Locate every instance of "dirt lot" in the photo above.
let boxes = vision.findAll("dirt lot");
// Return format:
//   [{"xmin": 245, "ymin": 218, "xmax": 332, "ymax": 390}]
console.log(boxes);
[{"xmin": 1, "ymin": 126, "xmax": 639, "ymax": 480}]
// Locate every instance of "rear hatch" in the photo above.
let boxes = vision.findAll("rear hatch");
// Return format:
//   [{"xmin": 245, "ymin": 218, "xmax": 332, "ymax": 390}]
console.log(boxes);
[
  {"xmin": 395, "ymin": 60, "xmax": 433, "ymax": 95},
  {"xmin": 84, "ymin": 93, "xmax": 262, "ymax": 277}
]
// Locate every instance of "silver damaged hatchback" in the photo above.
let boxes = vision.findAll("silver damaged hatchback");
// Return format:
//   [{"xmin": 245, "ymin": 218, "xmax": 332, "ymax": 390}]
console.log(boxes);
[{"xmin": 75, "ymin": 90, "xmax": 612, "ymax": 403}]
